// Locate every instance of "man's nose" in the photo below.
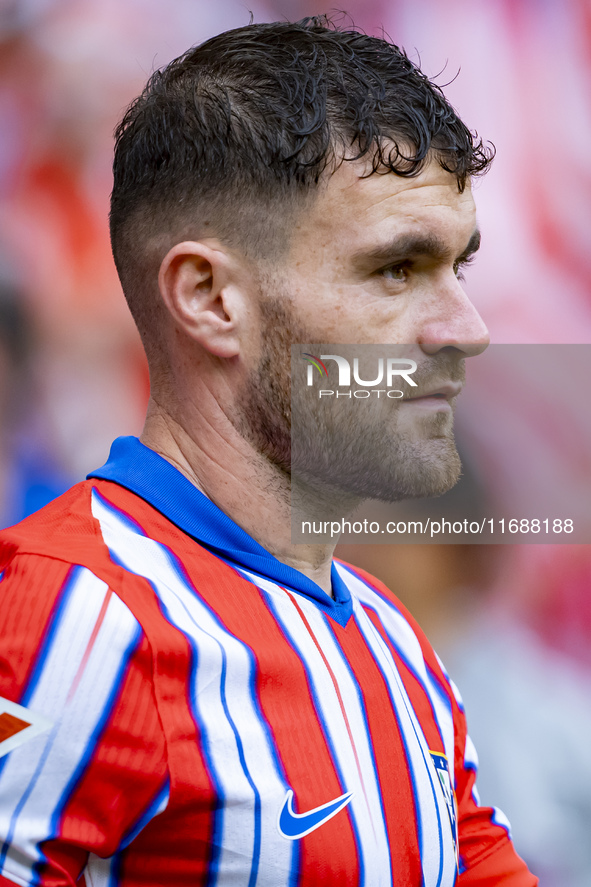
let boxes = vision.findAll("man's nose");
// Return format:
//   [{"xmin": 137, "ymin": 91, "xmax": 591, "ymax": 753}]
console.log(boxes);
[{"xmin": 418, "ymin": 277, "xmax": 490, "ymax": 357}]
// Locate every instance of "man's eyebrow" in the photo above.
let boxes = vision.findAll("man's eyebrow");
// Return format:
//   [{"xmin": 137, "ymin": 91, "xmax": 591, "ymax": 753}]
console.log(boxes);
[{"xmin": 354, "ymin": 228, "xmax": 481, "ymax": 266}]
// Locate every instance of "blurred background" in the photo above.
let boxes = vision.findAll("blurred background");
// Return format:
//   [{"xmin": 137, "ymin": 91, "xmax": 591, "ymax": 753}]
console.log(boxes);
[{"xmin": 0, "ymin": 0, "xmax": 590, "ymax": 883}]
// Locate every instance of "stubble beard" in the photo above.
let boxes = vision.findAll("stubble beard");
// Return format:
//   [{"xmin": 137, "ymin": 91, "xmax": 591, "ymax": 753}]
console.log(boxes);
[{"xmin": 235, "ymin": 292, "xmax": 462, "ymax": 505}]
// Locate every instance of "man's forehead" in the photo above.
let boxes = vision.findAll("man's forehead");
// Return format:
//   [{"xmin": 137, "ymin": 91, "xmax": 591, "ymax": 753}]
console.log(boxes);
[
  {"xmin": 323, "ymin": 155, "xmax": 474, "ymax": 218},
  {"xmin": 286, "ymin": 155, "xmax": 477, "ymax": 263}
]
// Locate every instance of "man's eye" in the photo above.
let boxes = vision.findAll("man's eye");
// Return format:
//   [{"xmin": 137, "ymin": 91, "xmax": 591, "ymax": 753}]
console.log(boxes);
[
  {"xmin": 454, "ymin": 255, "xmax": 475, "ymax": 281},
  {"xmin": 381, "ymin": 264, "xmax": 407, "ymax": 281}
]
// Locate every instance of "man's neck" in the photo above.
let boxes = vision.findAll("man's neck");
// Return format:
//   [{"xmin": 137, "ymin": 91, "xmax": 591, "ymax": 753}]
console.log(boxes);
[{"xmin": 141, "ymin": 397, "xmax": 338, "ymax": 596}]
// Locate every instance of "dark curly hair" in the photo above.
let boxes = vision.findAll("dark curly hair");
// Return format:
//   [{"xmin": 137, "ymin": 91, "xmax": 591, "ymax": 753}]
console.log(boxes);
[{"xmin": 110, "ymin": 17, "xmax": 493, "ymax": 345}]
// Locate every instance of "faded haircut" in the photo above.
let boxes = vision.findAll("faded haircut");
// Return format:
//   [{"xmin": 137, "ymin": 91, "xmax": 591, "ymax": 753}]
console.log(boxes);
[{"xmin": 110, "ymin": 17, "xmax": 493, "ymax": 350}]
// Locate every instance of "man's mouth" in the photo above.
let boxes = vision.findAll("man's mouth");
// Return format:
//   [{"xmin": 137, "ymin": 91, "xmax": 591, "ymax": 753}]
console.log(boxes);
[{"xmin": 403, "ymin": 381, "xmax": 463, "ymax": 407}]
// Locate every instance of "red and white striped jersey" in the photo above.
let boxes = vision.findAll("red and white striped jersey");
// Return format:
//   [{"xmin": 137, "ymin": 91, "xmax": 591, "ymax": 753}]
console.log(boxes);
[{"xmin": 0, "ymin": 437, "xmax": 537, "ymax": 886}]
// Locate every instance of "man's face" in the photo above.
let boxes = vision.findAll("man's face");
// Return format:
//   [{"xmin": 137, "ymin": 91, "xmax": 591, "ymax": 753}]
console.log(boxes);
[{"xmin": 239, "ymin": 154, "xmax": 489, "ymax": 502}]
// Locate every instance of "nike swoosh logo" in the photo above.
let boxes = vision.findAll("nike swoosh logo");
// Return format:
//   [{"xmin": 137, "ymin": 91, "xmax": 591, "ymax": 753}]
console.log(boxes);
[{"xmin": 277, "ymin": 788, "xmax": 354, "ymax": 840}]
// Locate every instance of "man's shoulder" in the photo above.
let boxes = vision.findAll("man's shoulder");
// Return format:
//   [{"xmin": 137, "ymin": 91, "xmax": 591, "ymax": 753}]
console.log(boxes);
[
  {"xmin": 0, "ymin": 479, "xmax": 159, "ymax": 581},
  {"xmin": 0, "ymin": 477, "xmax": 230, "ymax": 602},
  {"xmin": 0, "ymin": 480, "xmax": 100, "ymax": 567}
]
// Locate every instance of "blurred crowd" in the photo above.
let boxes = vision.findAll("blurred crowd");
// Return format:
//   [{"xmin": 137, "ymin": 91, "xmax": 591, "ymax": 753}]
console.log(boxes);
[{"xmin": 1, "ymin": 0, "xmax": 590, "ymax": 884}]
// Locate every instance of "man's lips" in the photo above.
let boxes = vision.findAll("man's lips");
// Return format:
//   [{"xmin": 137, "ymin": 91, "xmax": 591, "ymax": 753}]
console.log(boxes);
[{"xmin": 404, "ymin": 381, "xmax": 463, "ymax": 402}]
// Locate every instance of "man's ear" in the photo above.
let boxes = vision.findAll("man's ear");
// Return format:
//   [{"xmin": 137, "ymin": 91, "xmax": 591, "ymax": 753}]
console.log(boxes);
[{"xmin": 158, "ymin": 241, "xmax": 243, "ymax": 358}]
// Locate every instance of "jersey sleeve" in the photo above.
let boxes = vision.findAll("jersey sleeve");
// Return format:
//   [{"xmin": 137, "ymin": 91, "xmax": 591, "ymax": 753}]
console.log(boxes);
[
  {"xmin": 0, "ymin": 553, "xmax": 168, "ymax": 887},
  {"xmin": 449, "ymin": 677, "xmax": 538, "ymax": 886}
]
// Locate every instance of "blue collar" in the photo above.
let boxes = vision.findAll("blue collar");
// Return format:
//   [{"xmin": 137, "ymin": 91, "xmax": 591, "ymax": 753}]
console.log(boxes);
[{"xmin": 88, "ymin": 436, "xmax": 352, "ymax": 624}]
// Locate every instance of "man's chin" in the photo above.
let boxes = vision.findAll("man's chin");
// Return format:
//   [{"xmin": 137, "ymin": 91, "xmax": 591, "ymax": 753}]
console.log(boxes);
[
  {"xmin": 385, "ymin": 458, "xmax": 461, "ymax": 501},
  {"xmin": 365, "ymin": 444, "xmax": 462, "ymax": 502},
  {"xmin": 293, "ymin": 437, "xmax": 462, "ymax": 504}
]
